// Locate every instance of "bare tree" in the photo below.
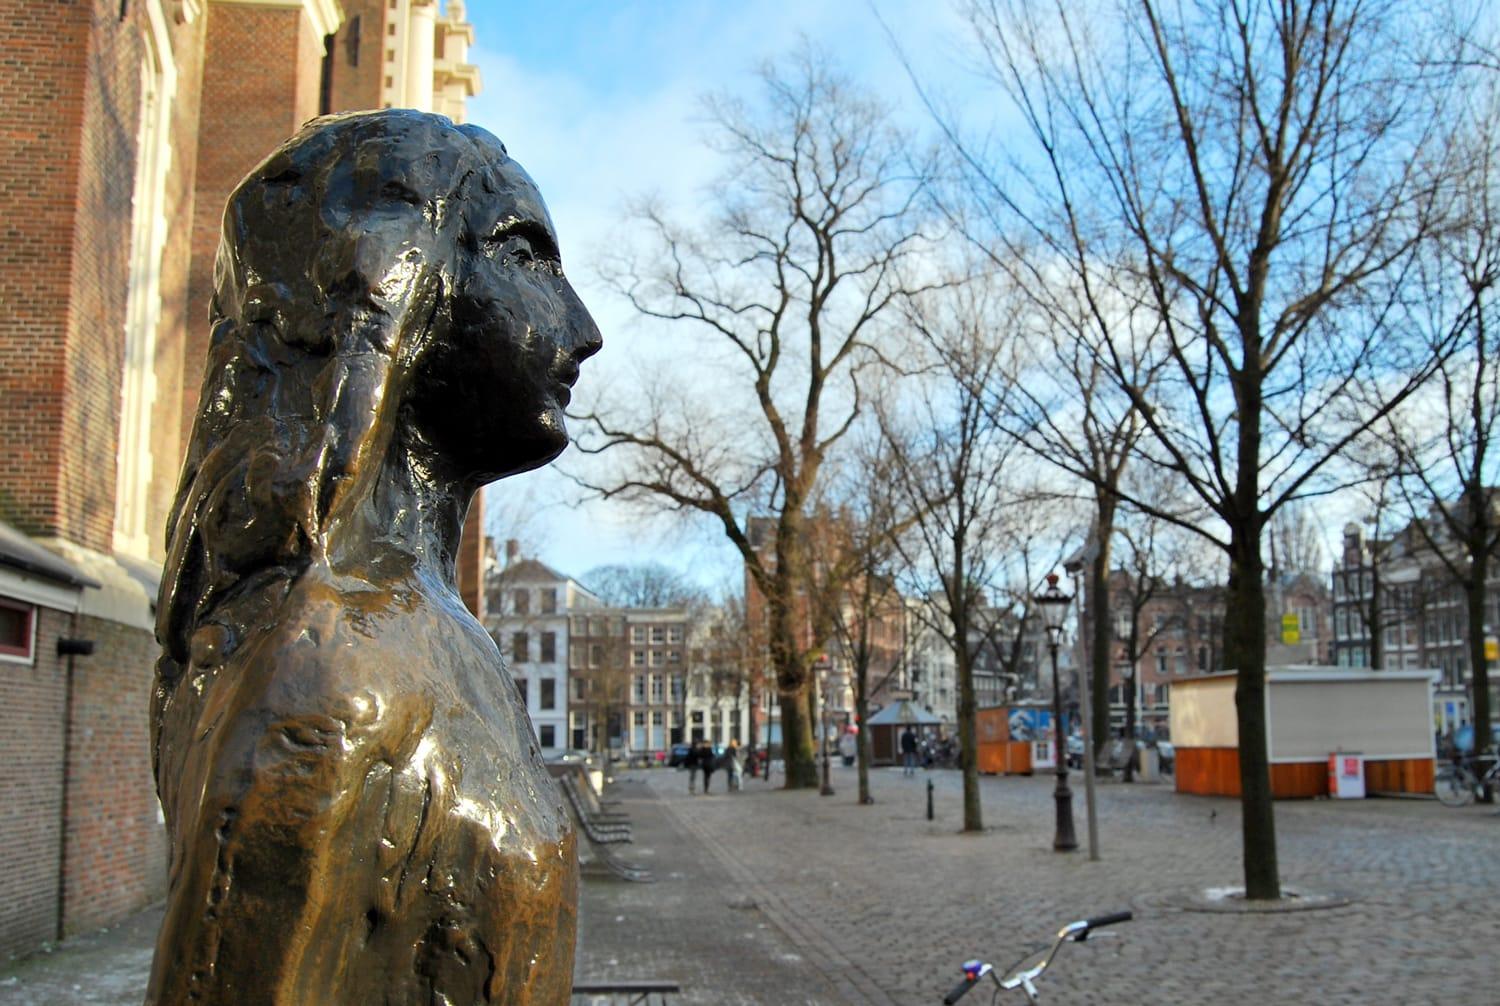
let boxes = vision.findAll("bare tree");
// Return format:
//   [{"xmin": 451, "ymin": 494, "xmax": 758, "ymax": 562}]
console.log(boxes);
[
  {"xmin": 575, "ymin": 48, "xmax": 934, "ymax": 787},
  {"xmin": 583, "ymin": 563, "xmax": 707, "ymax": 609},
  {"xmin": 882, "ymin": 275, "xmax": 1074, "ymax": 831},
  {"xmin": 1387, "ymin": 78, "xmax": 1500, "ymax": 759},
  {"xmin": 1266, "ymin": 502, "xmax": 1327, "ymax": 581},
  {"xmin": 948, "ymin": 0, "xmax": 1467, "ymax": 899},
  {"xmin": 807, "ymin": 433, "xmax": 915, "ymax": 805}
]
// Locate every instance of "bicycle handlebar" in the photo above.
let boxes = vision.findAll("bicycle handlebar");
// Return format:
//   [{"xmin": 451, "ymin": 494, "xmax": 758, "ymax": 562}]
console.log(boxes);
[
  {"xmin": 1080, "ymin": 910, "xmax": 1132, "ymax": 936},
  {"xmin": 943, "ymin": 977, "xmax": 978, "ymax": 1004}
]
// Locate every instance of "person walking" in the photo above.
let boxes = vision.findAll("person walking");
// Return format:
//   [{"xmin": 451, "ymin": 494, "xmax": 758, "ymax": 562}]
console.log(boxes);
[
  {"xmin": 900, "ymin": 725, "xmax": 919, "ymax": 777},
  {"xmin": 685, "ymin": 739, "xmax": 701, "ymax": 795},
  {"xmin": 722, "ymin": 740, "xmax": 743, "ymax": 792},
  {"xmin": 700, "ymin": 740, "xmax": 718, "ymax": 794},
  {"xmin": 838, "ymin": 728, "xmax": 857, "ymax": 767}
]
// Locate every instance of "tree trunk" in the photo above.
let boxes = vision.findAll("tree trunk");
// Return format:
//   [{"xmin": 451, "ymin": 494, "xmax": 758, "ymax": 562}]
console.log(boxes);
[
  {"xmin": 956, "ymin": 632, "xmax": 982, "ymax": 831},
  {"xmin": 1228, "ymin": 522, "xmax": 1279, "ymax": 899},
  {"xmin": 1466, "ymin": 553, "xmax": 1492, "ymax": 803},
  {"xmin": 1123, "ymin": 674, "xmax": 1136, "ymax": 783},
  {"xmin": 855, "ymin": 687, "xmax": 872, "ymax": 805},
  {"xmin": 778, "ymin": 681, "xmax": 817, "ymax": 788},
  {"xmin": 766, "ymin": 571, "xmax": 817, "ymax": 787},
  {"xmin": 1367, "ymin": 563, "xmax": 1383, "ymax": 671},
  {"xmin": 1090, "ymin": 501, "xmax": 1116, "ymax": 758}
]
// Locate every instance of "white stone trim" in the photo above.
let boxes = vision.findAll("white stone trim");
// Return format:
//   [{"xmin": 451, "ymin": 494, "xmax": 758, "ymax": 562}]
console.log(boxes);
[
  {"xmin": 34, "ymin": 540, "xmax": 156, "ymax": 632},
  {"xmin": 115, "ymin": 0, "xmax": 178, "ymax": 560},
  {"xmin": 0, "ymin": 567, "xmax": 84, "ymax": 618}
]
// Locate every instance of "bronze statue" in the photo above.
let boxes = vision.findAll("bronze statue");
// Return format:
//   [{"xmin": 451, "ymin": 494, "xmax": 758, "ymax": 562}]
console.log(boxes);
[{"xmin": 148, "ymin": 109, "xmax": 601, "ymax": 1004}]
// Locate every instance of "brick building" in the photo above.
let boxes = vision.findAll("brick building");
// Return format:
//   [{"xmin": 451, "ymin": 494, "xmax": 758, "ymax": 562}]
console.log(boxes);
[
  {"xmin": 1332, "ymin": 516, "xmax": 1500, "ymax": 731},
  {"xmin": 0, "ymin": 0, "xmax": 478, "ymax": 960}
]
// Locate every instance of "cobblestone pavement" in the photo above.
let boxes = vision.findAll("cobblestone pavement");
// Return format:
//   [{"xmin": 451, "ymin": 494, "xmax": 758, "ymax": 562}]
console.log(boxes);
[
  {"xmin": 639, "ymin": 762, "xmax": 1500, "ymax": 1005},
  {"xmin": 4, "ymin": 763, "xmax": 1496, "ymax": 1004}
]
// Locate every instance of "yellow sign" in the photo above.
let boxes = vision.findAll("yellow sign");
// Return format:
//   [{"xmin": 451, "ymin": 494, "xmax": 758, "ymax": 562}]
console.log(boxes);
[
  {"xmin": 1280, "ymin": 613, "xmax": 1301, "ymax": 645},
  {"xmin": 1486, "ymin": 637, "xmax": 1499, "ymax": 663}
]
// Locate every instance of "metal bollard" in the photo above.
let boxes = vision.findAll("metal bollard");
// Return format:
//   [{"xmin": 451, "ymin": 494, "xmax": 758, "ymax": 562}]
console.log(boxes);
[{"xmin": 927, "ymin": 779, "xmax": 934, "ymax": 821}]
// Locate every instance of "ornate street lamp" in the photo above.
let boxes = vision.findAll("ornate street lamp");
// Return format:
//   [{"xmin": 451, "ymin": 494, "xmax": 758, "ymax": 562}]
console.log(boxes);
[
  {"xmin": 1034, "ymin": 573, "xmax": 1078, "ymax": 852},
  {"xmin": 1120, "ymin": 647, "xmax": 1137, "ymax": 783}
]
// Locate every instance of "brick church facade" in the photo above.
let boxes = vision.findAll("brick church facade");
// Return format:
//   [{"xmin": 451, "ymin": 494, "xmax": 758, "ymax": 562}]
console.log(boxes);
[{"xmin": 0, "ymin": 0, "xmax": 478, "ymax": 960}]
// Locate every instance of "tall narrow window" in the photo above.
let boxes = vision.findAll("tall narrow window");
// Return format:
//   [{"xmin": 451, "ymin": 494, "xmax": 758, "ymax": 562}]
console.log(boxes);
[{"xmin": 511, "ymin": 632, "xmax": 528, "ymax": 663}]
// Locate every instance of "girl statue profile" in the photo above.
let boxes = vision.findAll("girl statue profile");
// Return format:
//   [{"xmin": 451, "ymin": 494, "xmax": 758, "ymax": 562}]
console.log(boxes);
[{"xmin": 147, "ymin": 109, "xmax": 601, "ymax": 1004}]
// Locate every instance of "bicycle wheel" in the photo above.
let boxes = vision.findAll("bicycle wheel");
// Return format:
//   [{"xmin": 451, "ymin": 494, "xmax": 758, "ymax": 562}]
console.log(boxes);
[{"xmin": 1434, "ymin": 768, "xmax": 1475, "ymax": 807}]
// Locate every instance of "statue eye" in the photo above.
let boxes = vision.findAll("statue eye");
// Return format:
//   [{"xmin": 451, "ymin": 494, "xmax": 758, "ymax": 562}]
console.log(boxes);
[
  {"xmin": 483, "ymin": 220, "xmax": 560, "ymax": 272},
  {"xmin": 494, "ymin": 235, "xmax": 537, "ymax": 263}
]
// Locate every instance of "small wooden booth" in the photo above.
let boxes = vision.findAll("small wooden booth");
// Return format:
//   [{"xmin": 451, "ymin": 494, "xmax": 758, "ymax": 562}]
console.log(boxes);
[
  {"xmin": 867, "ymin": 700, "xmax": 944, "ymax": 765},
  {"xmin": 1171, "ymin": 666, "xmax": 1438, "ymax": 798},
  {"xmin": 976, "ymin": 704, "xmax": 1057, "ymax": 775}
]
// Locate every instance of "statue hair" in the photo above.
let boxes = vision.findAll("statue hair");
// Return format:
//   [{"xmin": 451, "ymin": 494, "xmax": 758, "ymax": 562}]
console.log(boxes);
[{"xmin": 154, "ymin": 109, "xmax": 512, "ymax": 712}]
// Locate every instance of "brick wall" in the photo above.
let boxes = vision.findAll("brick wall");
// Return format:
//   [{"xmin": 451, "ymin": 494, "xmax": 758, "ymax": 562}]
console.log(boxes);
[
  {"xmin": 0, "ymin": 606, "xmax": 69, "ymax": 960},
  {"xmin": 0, "ymin": 3, "xmax": 92, "ymax": 540},
  {"xmin": 327, "ymin": 0, "xmax": 390, "ymax": 112},
  {"xmin": 59, "ymin": 614, "xmax": 166, "ymax": 936},
  {"xmin": 459, "ymin": 495, "xmax": 485, "ymax": 619},
  {"xmin": 0, "ymin": 603, "xmax": 167, "ymax": 958},
  {"xmin": 181, "ymin": 3, "xmax": 328, "ymax": 440},
  {"xmin": 57, "ymin": 3, "xmax": 147, "ymax": 554}
]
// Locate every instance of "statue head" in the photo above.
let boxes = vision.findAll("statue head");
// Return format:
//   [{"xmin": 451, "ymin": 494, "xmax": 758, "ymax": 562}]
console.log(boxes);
[{"xmin": 157, "ymin": 109, "xmax": 601, "ymax": 675}]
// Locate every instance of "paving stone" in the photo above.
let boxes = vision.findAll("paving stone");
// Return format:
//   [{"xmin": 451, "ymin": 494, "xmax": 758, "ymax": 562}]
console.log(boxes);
[{"xmin": 3, "ymin": 762, "xmax": 1496, "ymax": 1004}]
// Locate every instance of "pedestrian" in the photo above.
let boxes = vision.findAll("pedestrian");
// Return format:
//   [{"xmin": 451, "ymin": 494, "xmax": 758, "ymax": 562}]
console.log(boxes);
[
  {"xmin": 685, "ymin": 739, "xmax": 701, "ymax": 795},
  {"xmin": 722, "ymin": 739, "xmax": 743, "ymax": 792},
  {"xmin": 900, "ymin": 725, "xmax": 918, "ymax": 777},
  {"xmin": 700, "ymin": 740, "xmax": 717, "ymax": 794},
  {"xmin": 838, "ymin": 728, "xmax": 857, "ymax": 767}
]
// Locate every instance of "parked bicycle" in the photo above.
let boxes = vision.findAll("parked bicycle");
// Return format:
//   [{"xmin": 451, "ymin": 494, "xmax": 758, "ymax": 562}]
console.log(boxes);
[
  {"xmin": 1434, "ymin": 753, "xmax": 1499, "ymax": 807},
  {"xmin": 943, "ymin": 911, "xmax": 1132, "ymax": 1004}
]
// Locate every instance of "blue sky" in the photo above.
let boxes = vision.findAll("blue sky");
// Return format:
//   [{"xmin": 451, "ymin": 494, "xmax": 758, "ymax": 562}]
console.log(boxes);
[{"xmin": 461, "ymin": 1, "xmax": 976, "ymax": 589}]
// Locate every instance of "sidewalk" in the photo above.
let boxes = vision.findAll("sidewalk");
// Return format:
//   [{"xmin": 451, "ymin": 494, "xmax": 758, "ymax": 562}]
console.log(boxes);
[{"xmin": 4, "ymin": 762, "xmax": 1497, "ymax": 1004}]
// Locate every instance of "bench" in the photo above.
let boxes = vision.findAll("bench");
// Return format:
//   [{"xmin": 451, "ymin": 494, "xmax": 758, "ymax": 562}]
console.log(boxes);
[
  {"xmin": 548, "ymin": 764, "xmax": 655, "ymax": 883},
  {"xmin": 559, "ymin": 772, "xmax": 633, "ymax": 844},
  {"xmin": 570, "ymin": 980, "xmax": 681, "ymax": 1005},
  {"xmin": 1096, "ymin": 739, "xmax": 1136, "ymax": 777}
]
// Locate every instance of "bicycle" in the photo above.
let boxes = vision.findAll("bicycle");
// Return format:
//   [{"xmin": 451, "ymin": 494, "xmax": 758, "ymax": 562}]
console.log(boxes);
[
  {"xmin": 1434, "ymin": 753, "xmax": 1500, "ymax": 807},
  {"xmin": 943, "ymin": 911, "xmax": 1132, "ymax": 1004}
]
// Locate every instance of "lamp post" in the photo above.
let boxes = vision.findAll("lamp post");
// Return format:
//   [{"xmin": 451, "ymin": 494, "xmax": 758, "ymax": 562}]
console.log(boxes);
[
  {"xmin": 1034, "ymin": 573, "xmax": 1078, "ymax": 852},
  {"xmin": 1120, "ymin": 650, "xmax": 1137, "ymax": 783},
  {"xmin": 819, "ymin": 659, "xmax": 835, "ymax": 796}
]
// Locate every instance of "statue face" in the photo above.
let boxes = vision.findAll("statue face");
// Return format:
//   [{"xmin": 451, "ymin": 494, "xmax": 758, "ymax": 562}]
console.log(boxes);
[{"xmin": 410, "ymin": 156, "xmax": 602, "ymax": 481}]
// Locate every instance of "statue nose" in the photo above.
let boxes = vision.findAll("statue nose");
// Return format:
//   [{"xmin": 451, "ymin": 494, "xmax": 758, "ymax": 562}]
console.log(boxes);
[{"xmin": 564, "ymin": 284, "xmax": 603, "ymax": 361}]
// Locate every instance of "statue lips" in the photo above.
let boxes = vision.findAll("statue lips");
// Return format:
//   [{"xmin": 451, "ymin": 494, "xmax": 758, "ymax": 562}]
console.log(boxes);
[{"xmin": 551, "ymin": 342, "xmax": 597, "ymax": 408}]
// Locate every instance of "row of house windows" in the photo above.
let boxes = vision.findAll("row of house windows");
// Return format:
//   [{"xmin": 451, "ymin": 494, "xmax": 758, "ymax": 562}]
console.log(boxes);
[
  {"xmin": 511, "ymin": 631, "xmax": 557, "ymax": 663},
  {"xmin": 629, "ymin": 624, "xmax": 683, "ymax": 644},
  {"xmin": 515, "ymin": 677, "xmax": 558, "ymax": 710},
  {"xmin": 1108, "ymin": 682, "xmax": 1170, "ymax": 705},
  {"xmin": 511, "ymin": 588, "xmax": 558, "ymax": 615},
  {"xmin": 630, "ymin": 674, "xmax": 687, "ymax": 704}
]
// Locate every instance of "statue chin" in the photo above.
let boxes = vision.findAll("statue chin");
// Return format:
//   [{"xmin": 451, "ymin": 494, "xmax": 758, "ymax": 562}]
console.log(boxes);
[{"xmin": 147, "ymin": 109, "xmax": 599, "ymax": 1006}]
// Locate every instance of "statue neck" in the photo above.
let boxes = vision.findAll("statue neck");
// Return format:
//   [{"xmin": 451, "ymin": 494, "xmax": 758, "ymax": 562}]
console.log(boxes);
[{"xmin": 322, "ymin": 438, "xmax": 476, "ymax": 594}]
